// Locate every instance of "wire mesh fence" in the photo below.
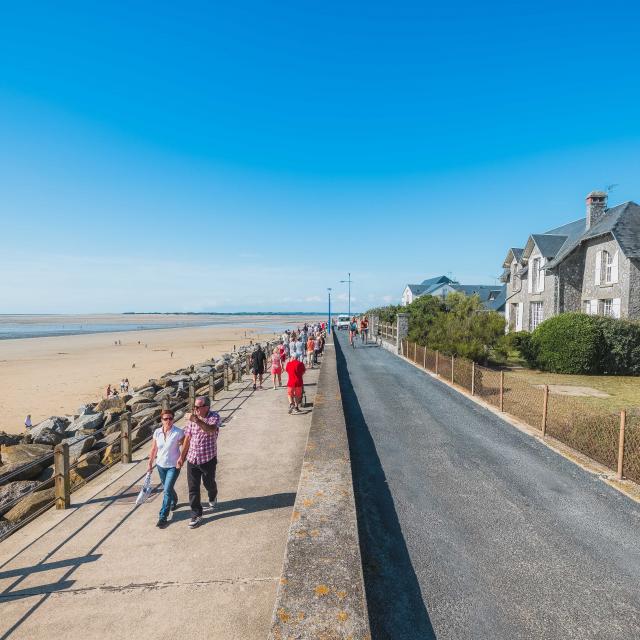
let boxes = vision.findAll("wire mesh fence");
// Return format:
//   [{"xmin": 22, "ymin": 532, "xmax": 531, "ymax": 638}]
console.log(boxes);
[
  {"xmin": 623, "ymin": 414, "xmax": 640, "ymax": 484},
  {"xmin": 400, "ymin": 339, "xmax": 639, "ymax": 483},
  {"xmin": 503, "ymin": 375, "xmax": 544, "ymax": 431}
]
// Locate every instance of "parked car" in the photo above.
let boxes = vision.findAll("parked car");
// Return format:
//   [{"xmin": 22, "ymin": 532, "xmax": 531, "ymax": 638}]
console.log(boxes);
[{"xmin": 336, "ymin": 314, "xmax": 350, "ymax": 330}]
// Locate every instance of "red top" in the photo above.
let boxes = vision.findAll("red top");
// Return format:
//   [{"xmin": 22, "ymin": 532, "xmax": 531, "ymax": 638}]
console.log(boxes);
[{"xmin": 285, "ymin": 359, "xmax": 306, "ymax": 387}]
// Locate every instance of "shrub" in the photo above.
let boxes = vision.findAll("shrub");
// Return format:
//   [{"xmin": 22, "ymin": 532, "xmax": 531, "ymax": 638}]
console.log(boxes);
[
  {"xmin": 595, "ymin": 317, "xmax": 640, "ymax": 375},
  {"xmin": 529, "ymin": 313, "xmax": 603, "ymax": 374}
]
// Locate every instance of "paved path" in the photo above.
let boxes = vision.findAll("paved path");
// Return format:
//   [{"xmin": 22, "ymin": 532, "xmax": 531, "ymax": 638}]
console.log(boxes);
[
  {"xmin": 334, "ymin": 331, "xmax": 640, "ymax": 640},
  {"xmin": 0, "ymin": 368, "xmax": 318, "ymax": 640}
]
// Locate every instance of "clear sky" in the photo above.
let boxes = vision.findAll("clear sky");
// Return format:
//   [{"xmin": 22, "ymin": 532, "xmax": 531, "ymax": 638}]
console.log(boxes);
[{"xmin": 1, "ymin": 1, "xmax": 639, "ymax": 313}]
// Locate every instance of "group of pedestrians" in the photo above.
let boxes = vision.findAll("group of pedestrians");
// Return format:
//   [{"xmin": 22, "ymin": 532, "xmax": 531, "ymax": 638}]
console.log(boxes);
[
  {"xmin": 348, "ymin": 315, "xmax": 369, "ymax": 347},
  {"xmin": 147, "ymin": 322, "xmax": 327, "ymax": 530}
]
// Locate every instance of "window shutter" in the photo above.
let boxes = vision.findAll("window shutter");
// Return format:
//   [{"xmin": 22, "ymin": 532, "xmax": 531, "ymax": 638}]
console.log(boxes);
[
  {"xmin": 595, "ymin": 251, "xmax": 601, "ymax": 285},
  {"xmin": 516, "ymin": 303, "xmax": 523, "ymax": 330},
  {"xmin": 590, "ymin": 299, "xmax": 598, "ymax": 315},
  {"xmin": 527, "ymin": 264, "xmax": 533, "ymax": 293},
  {"xmin": 612, "ymin": 298, "xmax": 621, "ymax": 318},
  {"xmin": 611, "ymin": 251, "xmax": 619, "ymax": 283},
  {"xmin": 538, "ymin": 258, "xmax": 545, "ymax": 292}
]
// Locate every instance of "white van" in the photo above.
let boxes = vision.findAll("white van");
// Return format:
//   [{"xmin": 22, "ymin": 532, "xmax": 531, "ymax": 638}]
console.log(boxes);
[{"xmin": 336, "ymin": 314, "xmax": 350, "ymax": 330}]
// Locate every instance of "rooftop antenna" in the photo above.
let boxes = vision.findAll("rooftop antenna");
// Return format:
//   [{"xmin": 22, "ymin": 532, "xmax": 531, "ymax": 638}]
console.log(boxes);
[{"xmin": 606, "ymin": 183, "xmax": 619, "ymax": 195}]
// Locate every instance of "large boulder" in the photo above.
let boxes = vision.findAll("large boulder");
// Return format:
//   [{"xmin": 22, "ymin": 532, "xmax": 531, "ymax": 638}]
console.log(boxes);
[
  {"xmin": 29, "ymin": 417, "xmax": 69, "ymax": 443},
  {"xmin": 62, "ymin": 434, "xmax": 95, "ymax": 464},
  {"xmin": 2, "ymin": 444, "xmax": 53, "ymax": 466},
  {"xmin": 131, "ymin": 423, "xmax": 153, "ymax": 448},
  {"xmin": 132, "ymin": 406, "xmax": 161, "ymax": 426},
  {"xmin": 0, "ymin": 431, "xmax": 24, "ymax": 447},
  {"xmin": 70, "ymin": 464, "xmax": 102, "ymax": 487},
  {"xmin": 76, "ymin": 403, "xmax": 96, "ymax": 416},
  {"xmin": 76, "ymin": 451, "xmax": 101, "ymax": 467},
  {"xmin": 0, "ymin": 480, "xmax": 41, "ymax": 516},
  {"xmin": 154, "ymin": 387, "xmax": 177, "ymax": 402},
  {"xmin": 95, "ymin": 397, "xmax": 127, "ymax": 413},
  {"xmin": 66, "ymin": 412, "xmax": 104, "ymax": 434},
  {"xmin": 31, "ymin": 429, "xmax": 64, "ymax": 446},
  {"xmin": 3, "ymin": 487, "xmax": 56, "ymax": 524},
  {"xmin": 167, "ymin": 374, "xmax": 191, "ymax": 384},
  {"xmin": 100, "ymin": 433, "xmax": 121, "ymax": 465},
  {"xmin": 130, "ymin": 399, "xmax": 158, "ymax": 414}
]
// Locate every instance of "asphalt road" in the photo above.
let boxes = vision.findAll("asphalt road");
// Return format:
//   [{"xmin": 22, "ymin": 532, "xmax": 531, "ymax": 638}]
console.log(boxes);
[{"xmin": 334, "ymin": 330, "xmax": 640, "ymax": 640}]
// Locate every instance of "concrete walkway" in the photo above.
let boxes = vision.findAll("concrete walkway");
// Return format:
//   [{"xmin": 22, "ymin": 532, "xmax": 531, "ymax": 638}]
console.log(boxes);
[{"xmin": 0, "ymin": 367, "xmax": 319, "ymax": 640}]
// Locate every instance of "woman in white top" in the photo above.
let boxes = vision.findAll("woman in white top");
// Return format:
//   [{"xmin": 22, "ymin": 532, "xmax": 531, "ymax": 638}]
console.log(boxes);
[{"xmin": 147, "ymin": 408, "xmax": 187, "ymax": 528}]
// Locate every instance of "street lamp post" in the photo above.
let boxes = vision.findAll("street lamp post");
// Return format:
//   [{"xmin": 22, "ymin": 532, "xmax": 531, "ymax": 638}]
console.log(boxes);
[
  {"xmin": 327, "ymin": 288, "xmax": 332, "ymax": 334},
  {"xmin": 340, "ymin": 272, "xmax": 352, "ymax": 318}
]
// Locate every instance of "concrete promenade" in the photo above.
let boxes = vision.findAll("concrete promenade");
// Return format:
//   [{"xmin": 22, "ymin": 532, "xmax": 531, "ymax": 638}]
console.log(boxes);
[
  {"xmin": 335, "ymin": 330, "xmax": 640, "ymax": 640},
  {"xmin": 0, "ymin": 368, "xmax": 319, "ymax": 640}
]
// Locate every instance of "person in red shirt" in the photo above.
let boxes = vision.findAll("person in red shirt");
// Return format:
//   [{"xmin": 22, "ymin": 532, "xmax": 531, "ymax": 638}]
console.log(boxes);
[{"xmin": 285, "ymin": 355, "xmax": 306, "ymax": 414}]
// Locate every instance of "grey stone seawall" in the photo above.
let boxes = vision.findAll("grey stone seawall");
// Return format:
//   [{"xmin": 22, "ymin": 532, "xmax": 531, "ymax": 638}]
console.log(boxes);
[{"xmin": 268, "ymin": 337, "xmax": 371, "ymax": 639}]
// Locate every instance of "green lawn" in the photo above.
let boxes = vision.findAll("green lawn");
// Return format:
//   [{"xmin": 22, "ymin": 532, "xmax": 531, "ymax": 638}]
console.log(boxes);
[{"xmin": 507, "ymin": 367, "xmax": 640, "ymax": 413}]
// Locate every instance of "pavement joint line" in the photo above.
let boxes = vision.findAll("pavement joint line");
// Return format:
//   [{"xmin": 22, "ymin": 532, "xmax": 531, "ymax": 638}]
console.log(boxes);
[
  {"xmin": 0, "ymin": 577, "xmax": 282, "ymax": 600},
  {"xmin": 394, "ymin": 348, "xmax": 640, "ymax": 505}
]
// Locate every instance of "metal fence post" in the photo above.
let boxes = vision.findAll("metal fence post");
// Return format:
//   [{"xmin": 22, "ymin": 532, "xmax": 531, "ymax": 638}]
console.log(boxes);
[
  {"xmin": 542, "ymin": 385, "xmax": 549, "ymax": 436},
  {"xmin": 499, "ymin": 372, "xmax": 505, "ymax": 412},
  {"xmin": 435, "ymin": 351, "xmax": 439, "ymax": 376},
  {"xmin": 189, "ymin": 381, "xmax": 196, "ymax": 409},
  {"xmin": 617, "ymin": 410, "xmax": 626, "ymax": 480},
  {"xmin": 451, "ymin": 355, "xmax": 455, "ymax": 384},
  {"xmin": 54, "ymin": 443, "xmax": 70, "ymax": 510},
  {"xmin": 120, "ymin": 412, "xmax": 132, "ymax": 464},
  {"xmin": 209, "ymin": 373, "xmax": 216, "ymax": 402},
  {"xmin": 471, "ymin": 361, "xmax": 475, "ymax": 395}
]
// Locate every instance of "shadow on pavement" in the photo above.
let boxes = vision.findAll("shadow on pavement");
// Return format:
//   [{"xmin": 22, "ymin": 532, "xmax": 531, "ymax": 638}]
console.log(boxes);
[{"xmin": 335, "ymin": 335, "xmax": 437, "ymax": 640}]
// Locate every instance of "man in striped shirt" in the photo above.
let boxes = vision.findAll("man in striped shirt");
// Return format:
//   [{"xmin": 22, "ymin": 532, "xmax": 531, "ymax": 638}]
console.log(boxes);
[{"xmin": 182, "ymin": 396, "xmax": 221, "ymax": 528}]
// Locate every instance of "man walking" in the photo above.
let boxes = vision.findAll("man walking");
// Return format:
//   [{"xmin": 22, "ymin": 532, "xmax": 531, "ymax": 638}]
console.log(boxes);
[
  {"xmin": 182, "ymin": 396, "xmax": 221, "ymax": 528},
  {"xmin": 285, "ymin": 354, "xmax": 306, "ymax": 414}
]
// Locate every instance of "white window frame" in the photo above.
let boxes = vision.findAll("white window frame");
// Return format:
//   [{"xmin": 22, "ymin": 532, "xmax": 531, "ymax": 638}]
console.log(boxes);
[
  {"xmin": 601, "ymin": 299, "xmax": 613, "ymax": 317},
  {"xmin": 529, "ymin": 301, "xmax": 543, "ymax": 330}
]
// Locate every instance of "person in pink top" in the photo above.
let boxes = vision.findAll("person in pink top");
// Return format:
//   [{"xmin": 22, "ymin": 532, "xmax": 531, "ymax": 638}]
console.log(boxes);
[{"xmin": 271, "ymin": 347, "xmax": 283, "ymax": 389}]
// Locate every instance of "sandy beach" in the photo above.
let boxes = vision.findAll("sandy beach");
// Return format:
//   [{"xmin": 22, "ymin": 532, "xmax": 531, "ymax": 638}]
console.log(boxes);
[{"xmin": 0, "ymin": 315, "xmax": 322, "ymax": 434}]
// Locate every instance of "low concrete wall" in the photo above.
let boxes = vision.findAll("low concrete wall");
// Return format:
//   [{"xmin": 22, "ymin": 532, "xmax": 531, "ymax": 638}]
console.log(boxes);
[{"xmin": 268, "ymin": 338, "xmax": 371, "ymax": 639}]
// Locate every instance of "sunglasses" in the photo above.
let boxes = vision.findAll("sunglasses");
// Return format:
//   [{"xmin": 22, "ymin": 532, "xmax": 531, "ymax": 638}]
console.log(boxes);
[{"xmin": 161, "ymin": 416, "xmax": 174, "ymax": 421}]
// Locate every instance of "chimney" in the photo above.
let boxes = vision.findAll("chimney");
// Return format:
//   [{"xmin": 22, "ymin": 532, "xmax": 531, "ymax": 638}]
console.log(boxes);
[{"xmin": 586, "ymin": 190, "xmax": 607, "ymax": 229}]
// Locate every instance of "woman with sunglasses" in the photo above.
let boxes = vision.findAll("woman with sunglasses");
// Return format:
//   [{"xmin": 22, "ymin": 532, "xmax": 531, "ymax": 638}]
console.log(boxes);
[{"xmin": 147, "ymin": 408, "xmax": 187, "ymax": 528}]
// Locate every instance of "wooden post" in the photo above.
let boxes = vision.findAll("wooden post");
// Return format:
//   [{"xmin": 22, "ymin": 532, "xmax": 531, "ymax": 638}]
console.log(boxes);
[
  {"xmin": 542, "ymin": 385, "xmax": 549, "ymax": 436},
  {"xmin": 499, "ymin": 371, "xmax": 505, "ymax": 412},
  {"xmin": 423, "ymin": 347, "xmax": 427, "ymax": 369},
  {"xmin": 54, "ymin": 443, "xmax": 70, "ymax": 510},
  {"xmin": 188, "ymin": 381, "xmax": 196, "ymax": 409},
  {"xmin": 224, "ymin": 364, "xmax": 229, "ymax": 390},
  {"xmin": 451, "ymin": 355, "xmax": 455, "ymax": 384},
  {"xmin": 237, "ymin": 362, "xmax": 242, "ymax": 382},
  {"xmin": 435, "ymin": 351, "xmax": 439, "ymax": 375},
  {"xmin": 617, "ymin": 410, "xmax": 626, "ymax": 480},
  {"xmin": 120, "ymin": 412, "xmax": 132, "ymax": 464},
  {"xmin": 471, "ymin": 361, "xmax": 475, "ymax": 396},
  {"xmin": 209, "ymin": 373, "xmax": 216, "ymax": 402},
  {"xmin": 413, "ymin": 342, "xmax": 417, "ymax": 362}
]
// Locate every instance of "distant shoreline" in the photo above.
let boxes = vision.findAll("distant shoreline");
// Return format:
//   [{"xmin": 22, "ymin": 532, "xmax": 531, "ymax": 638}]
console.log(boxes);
[{"xmin": 0, "ymin": 313, "xmax": 324, "ymax": 341}]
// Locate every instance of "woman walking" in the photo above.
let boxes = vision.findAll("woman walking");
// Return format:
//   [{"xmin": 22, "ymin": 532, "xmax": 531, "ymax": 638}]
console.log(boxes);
[
  {"xmin": 147, "ymin": 408, "xmax": 186, "ymax": 528},
  {"xmin": 271, "ymin": 347, "xmax": 283, "ymax": 389}
]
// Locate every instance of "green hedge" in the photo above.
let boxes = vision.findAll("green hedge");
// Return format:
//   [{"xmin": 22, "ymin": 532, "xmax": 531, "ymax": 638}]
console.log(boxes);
[{"xmin": 520, "ymin": 313, "xmax": 640, "ymax": 375}]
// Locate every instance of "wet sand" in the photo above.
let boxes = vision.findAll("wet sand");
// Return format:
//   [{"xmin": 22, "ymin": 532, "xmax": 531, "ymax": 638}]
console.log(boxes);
[{"xmin": 0, "ymin": 315, "xmax": 321, "ymax": 434}]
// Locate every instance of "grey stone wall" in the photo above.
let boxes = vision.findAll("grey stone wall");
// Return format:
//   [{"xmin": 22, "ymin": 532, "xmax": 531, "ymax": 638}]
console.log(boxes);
[
  {"xmin": 557, "ymin": 249, "xmax": 585, "ymax": 313},
  {"xmin": 581, "ymin": 236, "xmax": 627, "ymax": 314},
  {"xmin": 628, "ymin": 259, "xmax": 640, "ymax": 318}
]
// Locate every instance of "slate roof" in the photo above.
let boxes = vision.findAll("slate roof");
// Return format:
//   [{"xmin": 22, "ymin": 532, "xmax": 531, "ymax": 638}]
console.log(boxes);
[
  {"xmin": 451, "ymin": 284, "xmax": 505, "ymax": 309},
  {"xmin": 546, "ymin": 202, "xmax": 640, "ymax": 268},
  {"xmin": 406, "ymin": 275, "xmax": 455, "ymax": 296}
]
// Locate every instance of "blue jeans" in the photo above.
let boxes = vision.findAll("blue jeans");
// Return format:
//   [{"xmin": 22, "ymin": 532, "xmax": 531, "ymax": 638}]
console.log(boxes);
[{"xmin": 156, "ymin": 465, "xmax": 180, "ymax": 521}]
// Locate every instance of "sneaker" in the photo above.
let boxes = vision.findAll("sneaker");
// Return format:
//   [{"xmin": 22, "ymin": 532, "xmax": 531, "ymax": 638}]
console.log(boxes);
[
  {"xmin": 171, "ymin": 502, "xmax": 178, "ymax": 512},
  {"xmin": 294, "ymin": 406, "xmax": 301, "ymax": 413},
  {"xmin": 208, "ymin": 499, "xmax": 217, "ymax": 512},
  {"xmin": 156, "ymin": 519, "xmax": 168, "ymax": 529},
  {"xmin": 253, "ymin": 384, "xmax": 257, "ymax": 390},
  {"xmin": 288, "ymin": 404, "xmax": 294, "ymax": 415},
  {"xmin": 188, "ymin": 515, "xmax": 202, "ymax": 528}
]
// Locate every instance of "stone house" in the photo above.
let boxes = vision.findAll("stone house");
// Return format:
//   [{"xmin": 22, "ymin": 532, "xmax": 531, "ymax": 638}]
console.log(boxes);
[
  {"xmin": 402, "ymin": 275, "xmax": 505, "ymax": 312},
  {"xmin": 502, "ymin": 191, "xmax": 640, "ymax": 332}
]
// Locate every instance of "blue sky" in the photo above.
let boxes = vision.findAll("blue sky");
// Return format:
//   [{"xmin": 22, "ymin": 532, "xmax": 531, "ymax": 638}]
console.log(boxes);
[{"xmin": 1, "ymin": 1, "xmax": 639, "ymax": 313}]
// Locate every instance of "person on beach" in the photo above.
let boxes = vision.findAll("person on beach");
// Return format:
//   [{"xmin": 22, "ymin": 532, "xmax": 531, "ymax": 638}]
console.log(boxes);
[
  {"xmin": 314, "ymin": 334, "xmax": 322, "ymax": 364},
  {"xmin": 24, "ymin": 415, "xmax": 32, "ymax": 429},
  {"xmin": 289, "ymin": 336, "xmax": 297, "ymax": 362},
  {"xmin": 147, "ymin": 408, "xmax": 185, "ymax": 528},
  {"xmin": 183, "ymin": 396, "xmax": 221, "ymax": 529},
  {"xmin": 360, "ymin": 316, "xmax": 369, "ymax": 344},
  {"xmin": 271, "ymin": 347, "xmax": 282, "ymax": 389},
  {"xmin": 106, "ymin": 384, "xmax": 111, "ymax": 398},
  {"xmin": 285, "ymin": 355, "xmax": 306, "ymax": 414},
  {"xmin": 295, "ymin": 336, "xmax": 305, "ymax": 363},
  {"xmin": 250, "ymin": 345, "xmax": 267, "ymax": 390}
]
